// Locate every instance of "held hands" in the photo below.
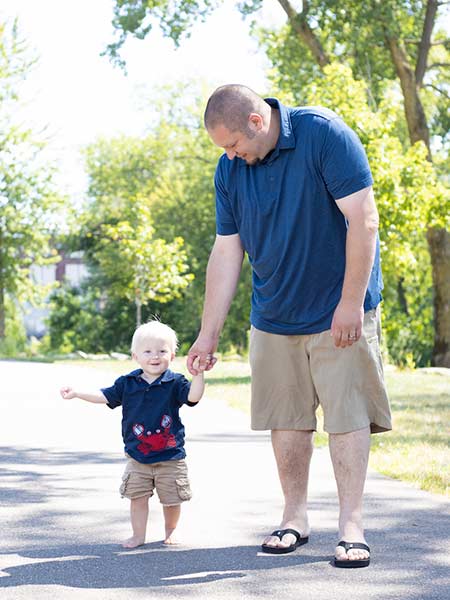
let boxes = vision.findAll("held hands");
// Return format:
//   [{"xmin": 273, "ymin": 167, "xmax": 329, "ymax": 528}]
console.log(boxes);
[
  {"xmin": 187, "ymin": 335, "xmax": 218, "ymax": 376},
  {"xmin": 60, "ymin": 386, "xmax": 77, "ymax": 400},
  {"xmin": 330, "ymin": 301, "xmax": 364, "ymax": 348}
]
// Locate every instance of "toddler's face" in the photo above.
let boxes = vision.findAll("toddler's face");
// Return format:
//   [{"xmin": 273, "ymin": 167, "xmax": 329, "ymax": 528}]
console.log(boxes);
[{"xmin": 133, "ymin": 336, "xmax": 175, "ymax": 378}]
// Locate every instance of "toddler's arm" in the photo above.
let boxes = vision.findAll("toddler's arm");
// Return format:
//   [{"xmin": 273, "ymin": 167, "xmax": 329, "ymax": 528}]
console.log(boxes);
[
  {"xmin": 188, "ymin": 357, "xmax": 205, "ymax": 404},
  {"xmin": 60, "ymin": 386, "xmax": 107, "ymax": 404}
]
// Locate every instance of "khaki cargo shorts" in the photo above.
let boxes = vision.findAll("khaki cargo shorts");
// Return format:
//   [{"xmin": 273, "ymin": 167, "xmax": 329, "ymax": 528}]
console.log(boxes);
[
  {"xmin": 120, "ymin": 456, "xmax": 192, "ymax": 506},
  {"xmin": 250, "ymin": 307, "xmax": 392, "ymax": 434}
]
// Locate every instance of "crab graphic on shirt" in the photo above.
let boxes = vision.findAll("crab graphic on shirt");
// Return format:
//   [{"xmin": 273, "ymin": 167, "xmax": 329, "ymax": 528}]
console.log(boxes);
[{"xmin": 132, "ymin": 414, "xmax": 177, "ymax": 455}]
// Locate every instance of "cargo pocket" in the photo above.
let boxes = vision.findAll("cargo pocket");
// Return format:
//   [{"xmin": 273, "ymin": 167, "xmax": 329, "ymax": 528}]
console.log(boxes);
[
  {"xmin": 119, "ymin": 473, "xmax": 131, "ymax": 498},
  {"xmin": 176, "ymin": 477, "xmax": 192, "ymax": 501}
]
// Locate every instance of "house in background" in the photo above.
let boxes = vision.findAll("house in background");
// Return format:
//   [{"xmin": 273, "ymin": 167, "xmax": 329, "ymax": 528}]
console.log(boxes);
[{"xmin": 24, "ymin": 252, "xmax": 88, "ymax": 338}]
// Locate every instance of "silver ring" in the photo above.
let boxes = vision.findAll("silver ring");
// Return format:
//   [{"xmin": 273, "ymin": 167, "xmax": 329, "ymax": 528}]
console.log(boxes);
[{"xmin": 348, "ymin": 335, "xmax": 356, "ymax": 340}]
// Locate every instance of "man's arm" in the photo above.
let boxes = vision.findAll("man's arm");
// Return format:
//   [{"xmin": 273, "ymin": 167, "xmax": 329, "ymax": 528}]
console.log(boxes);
[
  {"xmin": 187, "ymin": 233, "xmax": 244, "ymax": 374},
  {"xmin": 332, "ymin": 185, "xmax": 379, "ymax": 348}
]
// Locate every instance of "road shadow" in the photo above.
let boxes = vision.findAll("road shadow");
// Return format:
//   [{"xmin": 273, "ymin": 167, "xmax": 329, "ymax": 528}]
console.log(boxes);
[
  {"xmin": 0, "ymin": 446, "xmax": 124, "ymax": 507},
  {"xmin": 0, "ymin": 543, "xmax": 328, "ymax": 589}
]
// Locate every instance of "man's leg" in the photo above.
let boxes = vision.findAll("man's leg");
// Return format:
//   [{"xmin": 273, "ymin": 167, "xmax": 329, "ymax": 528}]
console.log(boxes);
[
  {"xmin": 329, "ymin": 426, "xmax": 370, "ymax": 562},
  {"xmin": 262, "ymin": 429, "xmax": 313, "ymax": 549}
]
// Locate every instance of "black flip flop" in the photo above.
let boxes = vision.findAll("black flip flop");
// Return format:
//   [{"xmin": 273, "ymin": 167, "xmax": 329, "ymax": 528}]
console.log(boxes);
[
  {"xmin": 261, "ymin": 528, "xmax": 309, "ymax": 554},
  {"xmin": 334, "ymin": 541, "xmax": 370, "ymax": 568}
]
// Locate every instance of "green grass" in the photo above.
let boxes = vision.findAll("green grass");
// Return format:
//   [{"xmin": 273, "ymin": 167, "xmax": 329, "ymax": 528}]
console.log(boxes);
[
  {"xmin": 370, "ymin": 368, "xmax": 449, "ymax": 497},
  {"xmin": 56, "ymin": 356, "xmax": 449, "ymax": 497}
]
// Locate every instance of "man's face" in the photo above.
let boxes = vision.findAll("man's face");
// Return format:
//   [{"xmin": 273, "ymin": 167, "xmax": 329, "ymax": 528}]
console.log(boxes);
[{"xmin": 208, "ymin": 122, "xmax": 265, "ymax": 165}]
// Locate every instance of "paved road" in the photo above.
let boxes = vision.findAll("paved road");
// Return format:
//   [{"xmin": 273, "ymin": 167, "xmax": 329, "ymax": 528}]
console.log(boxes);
[{"xmin": 1, "ymin": 360, "xmax": 449, "ymax": 599}]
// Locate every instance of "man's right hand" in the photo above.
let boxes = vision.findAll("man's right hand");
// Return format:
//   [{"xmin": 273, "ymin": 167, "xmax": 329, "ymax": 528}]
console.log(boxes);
[{"xmin": 187, "ymin": 336, "xmax": 218, "ymax": 375}]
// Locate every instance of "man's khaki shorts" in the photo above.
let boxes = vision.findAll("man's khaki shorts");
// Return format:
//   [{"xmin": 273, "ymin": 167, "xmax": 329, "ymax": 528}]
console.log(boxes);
[
  {"xmin": 249, "ymin": 307, "xmax": 392, "ymax": 434},
  {"xmin": 119, "ymin": 457, "xmax": 192, "ymax": 506}
]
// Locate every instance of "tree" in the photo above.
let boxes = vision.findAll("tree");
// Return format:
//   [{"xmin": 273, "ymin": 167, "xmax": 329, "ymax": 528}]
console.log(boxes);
[
  {"xmin": 106, "ymin": 0, "xmax": 450, "ymax": 365},
  {"xmin": 0, "ymin": 21, "xmax": 62, "ymax": 345},
  {"xmin": 95, "ymin": 200, "xmax": 193, "ymax": 328},
  {"xmin": 73, "ymin": 86, "xmax": 251, "ymax": 352}
]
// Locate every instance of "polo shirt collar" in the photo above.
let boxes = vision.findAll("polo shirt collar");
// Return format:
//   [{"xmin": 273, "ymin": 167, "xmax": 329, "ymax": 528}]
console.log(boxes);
[
  {"xmin": 126, "ymin": 368, "xmax": 176, "ymax": 385},
  {"xmin": 265, "ymin": 97, "xmax": 296, "ymax": 151}
]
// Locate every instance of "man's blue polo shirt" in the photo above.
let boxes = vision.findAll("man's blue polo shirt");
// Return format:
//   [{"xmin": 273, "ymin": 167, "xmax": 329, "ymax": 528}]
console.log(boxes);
[
  {"xmin": 215, "ymin": 98, "xmax": 383, "ymax": 334},
  {"xmin": 102, "ymin": 369, "xmax": 196, "ymax": 464}
]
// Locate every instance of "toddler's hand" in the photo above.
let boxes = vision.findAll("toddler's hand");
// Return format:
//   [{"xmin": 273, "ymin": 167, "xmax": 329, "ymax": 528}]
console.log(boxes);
[
  {"xmin": 192, "ymin": 357, "xmax": 201, "ymax": 372},
  {"xmin": 60, "ymin": 386, "xmax": 76, "ymax": 400}
]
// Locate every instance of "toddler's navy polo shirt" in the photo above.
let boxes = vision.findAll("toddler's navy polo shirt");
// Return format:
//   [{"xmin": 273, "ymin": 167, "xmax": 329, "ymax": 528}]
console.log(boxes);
[{"xmin": 102, "ymin": 369, "xmax": 196, "ymax": 464}]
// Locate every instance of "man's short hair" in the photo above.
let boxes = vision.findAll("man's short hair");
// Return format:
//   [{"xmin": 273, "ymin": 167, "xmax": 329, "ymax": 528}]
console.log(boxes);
[
  {"xmin": 204, "ymin": 84, "xmax": 266, "ymax": 133},
  {"xmin": 131, "ymin": 320, "xmax": 178, "ymax": 353}
]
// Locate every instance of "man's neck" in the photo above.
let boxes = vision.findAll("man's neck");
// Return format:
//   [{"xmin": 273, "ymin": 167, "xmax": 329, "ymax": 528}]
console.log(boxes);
[{"xmin": 259, "ymin": 107, "xmax": 280, "ymax": 161}]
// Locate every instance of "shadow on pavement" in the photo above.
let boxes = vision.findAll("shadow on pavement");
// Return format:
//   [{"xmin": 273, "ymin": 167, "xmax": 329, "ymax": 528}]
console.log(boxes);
[
  {"xmin": 0, "ymin": 446, "xmax": 124, "ymax": 467},
  {"xmin": 0, "ymin": 543, "xmax": 328, "ymax": 588},
  {"xmin": 0, "ymin": 446, "xmax": 124, "ymax": 508}
]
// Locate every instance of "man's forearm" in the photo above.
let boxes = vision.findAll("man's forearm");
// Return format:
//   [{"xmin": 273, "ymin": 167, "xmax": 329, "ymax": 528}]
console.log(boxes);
[
  {"xmin": 337, "ymin": 186, "xmax": 379, "ymax": 308},
  {"xmin": 200, "ymin": 236, "xmax": 244, "ymax": 342},
  {"xmin": 340, "ymin": 222, "xmax": 377, "ymax": 307}
]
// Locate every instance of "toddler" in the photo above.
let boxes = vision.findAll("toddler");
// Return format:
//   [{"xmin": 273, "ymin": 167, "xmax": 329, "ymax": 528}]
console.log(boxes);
[{"xmin": 60, "ymin": 320, "xmax": 204, "ymax": 548}]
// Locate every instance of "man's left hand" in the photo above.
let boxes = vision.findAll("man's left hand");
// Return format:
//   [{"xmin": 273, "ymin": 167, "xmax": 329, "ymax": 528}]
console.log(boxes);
[{"xmin": 330, "ymin": 302, "xmax": 364, "ymax": 348}]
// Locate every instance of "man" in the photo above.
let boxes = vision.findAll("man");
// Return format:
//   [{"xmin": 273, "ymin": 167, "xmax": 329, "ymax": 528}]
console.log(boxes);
[{"xmin": 187, "ymin": 84, "xmax": 391, "ymax": 568}]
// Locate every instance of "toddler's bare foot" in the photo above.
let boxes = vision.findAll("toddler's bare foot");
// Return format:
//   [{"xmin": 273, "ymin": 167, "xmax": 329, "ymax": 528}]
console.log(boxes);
[
  {"xmin": 122, "ymin": 536, "xmax": 145, "ymax": 548},
  {"xmin": 164, "ymin": 530, "xmax": 181, "ymax": 545}
]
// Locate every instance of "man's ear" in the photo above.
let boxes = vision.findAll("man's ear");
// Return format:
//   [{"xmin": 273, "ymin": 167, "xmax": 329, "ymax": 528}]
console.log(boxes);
[{"xmin": 248, "ymin": 112, "xmax": 264, "ymax": 132}]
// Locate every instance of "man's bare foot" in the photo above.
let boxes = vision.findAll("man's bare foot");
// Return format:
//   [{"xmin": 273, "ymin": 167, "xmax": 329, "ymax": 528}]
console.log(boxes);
[
  {"xmin": 122, "ymin": 536, "xmax": 145, "ymax": 549},
  {"xmin": 334, "ymin": 521, "xmax": 368, "ymax": 562},
  {"xmin": 262, "ymin": 519, "xmax": 310, "ymax": 550},
  {"xmin": 334, "ymin": 542, "xmax": 370, "ymax": 563}
]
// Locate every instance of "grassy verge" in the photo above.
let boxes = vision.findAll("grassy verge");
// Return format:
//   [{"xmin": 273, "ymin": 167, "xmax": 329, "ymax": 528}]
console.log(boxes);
[
  {"xmin": 369, "ymin": 369, "xmax": 449, "ymax": 497},
  {"xmin": 56, "ymin": 356, "xmax": 449, "ymax": 497}
]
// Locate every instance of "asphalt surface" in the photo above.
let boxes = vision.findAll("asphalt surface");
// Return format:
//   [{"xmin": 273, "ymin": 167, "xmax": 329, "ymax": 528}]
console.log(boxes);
[{"xmin": 1, "ymin": 360, "xmax": 449, "ymax": 600}]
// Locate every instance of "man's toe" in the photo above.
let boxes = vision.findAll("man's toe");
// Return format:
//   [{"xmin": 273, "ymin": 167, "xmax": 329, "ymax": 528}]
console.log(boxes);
[{"xmin": 263, "ymin": 533, "xmax": 295, "ymax": 548}]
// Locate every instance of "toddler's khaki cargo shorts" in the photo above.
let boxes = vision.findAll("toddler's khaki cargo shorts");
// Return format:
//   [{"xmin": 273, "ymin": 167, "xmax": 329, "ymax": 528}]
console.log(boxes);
[{"xmin": 120, "ymin": 456, "xmax": 192, "ymax": 506}]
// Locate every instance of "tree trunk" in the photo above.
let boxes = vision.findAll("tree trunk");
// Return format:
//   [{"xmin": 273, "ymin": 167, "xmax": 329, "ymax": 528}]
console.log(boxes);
[
  {"xmin": 277, "ymin": 0, "xmax": 330, "ymax": 67},
  {"xmin": 387, "ymin": 35, "xmax": 450, "ymax": 367},
  {"xmin": 426, "ymin": 228, "xmax": 450, "ymax": 366},
  {"xmin": 386, "ymin": 37, "xmax": 431, "ymax": 152}
]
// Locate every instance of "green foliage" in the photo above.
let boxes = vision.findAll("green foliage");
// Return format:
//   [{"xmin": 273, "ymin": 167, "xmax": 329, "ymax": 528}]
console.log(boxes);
[
  {"xmin": 0, "ymin": 20, "xmax": 64, "ymax": 339},
  {"xmin": 105, "ymin": 0, "xmax": 221, "ymax": 68},
  {"xmin": 95, "ymin": 203, "xmax": 193, "ymax": 307},
  {"xmin": 48, "ymin": 84, "xmax": 253, "ymax": 354},
  {"xmin": 47, "ymin": 282, "xmax": 160, "ymax": 355},
  {"xmin": 255, "ymin": 1, "xmax": 449, "ymax": 142},
  {"xmin": 0, "ymin": 295, "xmax": 27, "ymax": 356},
  {"xmin": 56, "ymin": 0, "xmax": 449, "ymax": 365}
]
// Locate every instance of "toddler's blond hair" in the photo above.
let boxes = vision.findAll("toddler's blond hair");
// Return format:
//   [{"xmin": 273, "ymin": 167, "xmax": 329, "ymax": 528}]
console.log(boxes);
[{"xmin": 131, "ymin": 320, "xmax": 178, "ymax": 353}]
